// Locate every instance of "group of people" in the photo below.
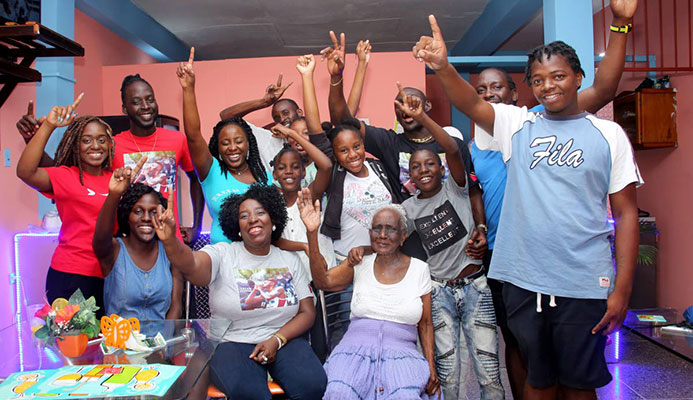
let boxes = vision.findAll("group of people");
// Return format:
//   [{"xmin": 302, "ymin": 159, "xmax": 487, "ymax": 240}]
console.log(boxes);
[{"xmin": 16, "ymin": 1, "xmax": 642, "ymax": 399}]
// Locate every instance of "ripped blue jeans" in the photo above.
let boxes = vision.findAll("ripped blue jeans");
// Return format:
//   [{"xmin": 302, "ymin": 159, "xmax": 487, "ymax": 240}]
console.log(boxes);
[{"xmin": 431, "ymin": 275, "xmax": 505, "ymax": 400}]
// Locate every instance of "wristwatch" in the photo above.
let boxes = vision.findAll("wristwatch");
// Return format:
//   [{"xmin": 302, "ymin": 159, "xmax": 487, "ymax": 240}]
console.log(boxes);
[{"xmin": 476, "ymin": 224, "xmax": 488, "ymax": 235}]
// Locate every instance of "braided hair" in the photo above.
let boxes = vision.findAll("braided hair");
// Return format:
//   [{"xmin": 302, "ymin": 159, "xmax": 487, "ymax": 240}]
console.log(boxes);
[
  {"xmin": 116, "ymin": 183, "xmax": 167, "ymax": 237},
  {"xmin": 209, "ymin": 117, "xmax": 267, "ymax": 184},
  {"xmin": 120, "ymin": 74, "xmax": 152, "ymax": 104},
  {"xmin": 524, "ymin": 41, "xmax": 585, "ymax": 86},
  {"xmin": 54, "ymin": 116, "xmax": 115, "ymax": 185},
  {"xmin": 219, "ymin": 184, "xmax": 287, "ymax": 242}
]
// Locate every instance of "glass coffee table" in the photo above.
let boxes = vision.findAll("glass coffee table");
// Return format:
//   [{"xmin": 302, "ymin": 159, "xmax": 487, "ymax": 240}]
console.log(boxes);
[
  {"xmin": 624, "ymin": 308, "xmax": 693, "ymax": 362},
  {"xmin": 0, "ymin": 319, "xmax": 231, "ymax": 399}
]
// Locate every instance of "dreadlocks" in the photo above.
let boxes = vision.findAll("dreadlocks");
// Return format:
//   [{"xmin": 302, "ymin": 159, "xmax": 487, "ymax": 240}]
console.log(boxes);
[
  {"xmin": 54, "ymin": 116, "xmax": 114, "ymax": 185},
  {"xmin": 208, "ymin": 117, "xmax": 268, "ymax": 184},
  {"xmin": 525, "ymin": 41, "xmax": 585, "ymax": 86},
  {"xmin": 120, "ymin": 74, "xmax": 152, "ymax": 104}
]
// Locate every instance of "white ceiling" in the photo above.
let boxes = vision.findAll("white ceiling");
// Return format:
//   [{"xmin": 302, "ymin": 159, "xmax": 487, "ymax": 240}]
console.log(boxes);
[{"xmin": 131, "ymin": 0, "xmax": 491, "ymax": 60}]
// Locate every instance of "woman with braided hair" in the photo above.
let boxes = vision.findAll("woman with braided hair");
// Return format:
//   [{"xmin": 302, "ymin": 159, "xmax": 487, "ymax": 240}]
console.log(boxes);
[
  {"xmin": 17, "ymin": 94, "xmax": 113, "ymax": 312},
  {"xmin": 177, "ymin": 48, "xmax": 272, "ymax": 244}
]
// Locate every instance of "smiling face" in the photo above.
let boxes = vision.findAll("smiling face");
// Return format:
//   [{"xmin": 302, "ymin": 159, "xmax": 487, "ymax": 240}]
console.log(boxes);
[
  {"xmin": 529, "ymin": 54, "xmax": 582, "ymax": 116},
  {"xmin": 79, "ymin": 121, "xmax": 111, "ymax": 175},
  {"xmin": 332, "ymin": 129, "xmax": 366, "ymax": 176},
  {"xmin": 271, "ymin": 100, "xmax": 303, "ymax": 127},
  {"xmin": 218, "ymin": 123, "xmax": 249, "ymax": 170},
  {"xmin": 288, "ymin": 119, "xmax": 309, "ymax": 158},
  {"xmin": 238, "ymin": 198, "xmax": 272, "ymax": 250},
  {"xmin": 369, "ymin": 209, "xmax": 406, "ymax": 255},
  {"xmin": 409, "ymin": 149, "xmax": 444, "ymax": 197},
  {"xmin": 122, "ymin": 81, "xmax": 159, "ymax": 131},
  {"xmin": 128, "ymin": 193, "xmax": 160, "ymax": 243},
  {"xmin": 476, "ymin": 68, "xmax": 518, "ymax": 105},
  {"xmin": 273, "ymin": 150, "xmax": 304, "ymax": 193}
]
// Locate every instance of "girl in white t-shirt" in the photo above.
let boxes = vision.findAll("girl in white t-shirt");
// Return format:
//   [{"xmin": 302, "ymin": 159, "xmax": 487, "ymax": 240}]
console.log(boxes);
[{"xmin": 298, "ymin": 189, "xmax": 440, "ymax": 399}]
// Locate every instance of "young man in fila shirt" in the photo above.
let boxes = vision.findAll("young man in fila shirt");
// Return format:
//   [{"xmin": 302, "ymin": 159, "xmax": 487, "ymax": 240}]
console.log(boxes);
[{"xmin": 415, "ymin": 15, "xmax": 641, "ymax": 400}]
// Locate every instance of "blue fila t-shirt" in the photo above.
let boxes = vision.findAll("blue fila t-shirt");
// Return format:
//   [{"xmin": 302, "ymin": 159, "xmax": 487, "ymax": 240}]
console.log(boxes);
[{"xmin": 475, "ymin": 103, "xmax": 642, "ymax": 299}]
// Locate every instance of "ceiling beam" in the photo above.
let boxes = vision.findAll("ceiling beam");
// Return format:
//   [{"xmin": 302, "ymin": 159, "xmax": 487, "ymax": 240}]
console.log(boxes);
[
  {"xmin": 450, "ymin": 0, "xmax": 542, "ymax": 56},
  {"xmin": 75, "ymin": 0, "xmax": 188, "ymax": 62}
]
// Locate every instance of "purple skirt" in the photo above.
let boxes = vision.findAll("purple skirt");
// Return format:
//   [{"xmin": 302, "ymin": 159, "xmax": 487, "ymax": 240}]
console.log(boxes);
[{"xmin": 323, "ymin": 317, "xmax": 441, "ymax": 399}]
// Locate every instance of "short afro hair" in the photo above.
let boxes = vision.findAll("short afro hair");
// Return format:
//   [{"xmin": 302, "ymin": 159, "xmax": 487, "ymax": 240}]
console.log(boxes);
[
  {"xmin": 525, "ymin": 40, "xmax": 585, "ymax": 86},
  {"xmin": 272, "ymin": 98, "xmax": 300, "ymax": 112},
  {"xmin": 116, "ymin": 183, "xmax": 167, "ymax": 237},
  {"xmin": 219, "ymin": 184, "xmax": 287, "ymax": 242}
]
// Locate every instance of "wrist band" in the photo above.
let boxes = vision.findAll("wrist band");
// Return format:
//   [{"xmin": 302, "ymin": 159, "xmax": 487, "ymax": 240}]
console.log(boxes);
[
  {"xmin": 330, "ymin": 76, "xmax": 343, "ymax": 86},
  {"xmin": 273, "ymin": 335, "xmax": 283, "ymax": 350},
  {"xmin": 610, "ymin": 23, "xmax": 632, "ymax": 34},
  {"xmin": 476, "ymin": 224, "xmax": 488, "ymax": 234},
  {"xmin": 274, "ymin": 332, "xmax": 287, "ymax": 347}
]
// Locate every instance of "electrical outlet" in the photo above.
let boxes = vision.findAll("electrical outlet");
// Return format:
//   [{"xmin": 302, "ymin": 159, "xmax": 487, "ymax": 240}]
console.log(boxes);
[{"xmin": 4, "ymin": 149, "xmax": 10, "ymax": 167}]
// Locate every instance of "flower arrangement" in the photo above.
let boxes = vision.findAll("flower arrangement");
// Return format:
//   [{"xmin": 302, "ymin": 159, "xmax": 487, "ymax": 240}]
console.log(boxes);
[{"xmin": 33, "ymin": 289, "xmax": 100, "ymax": 341}]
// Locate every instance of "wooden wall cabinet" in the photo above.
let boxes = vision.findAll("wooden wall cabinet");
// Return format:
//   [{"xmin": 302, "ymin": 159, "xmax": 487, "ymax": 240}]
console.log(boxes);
[{"xmin": 613, "ymin": 89, "xmax": 677, "ymax": 149}]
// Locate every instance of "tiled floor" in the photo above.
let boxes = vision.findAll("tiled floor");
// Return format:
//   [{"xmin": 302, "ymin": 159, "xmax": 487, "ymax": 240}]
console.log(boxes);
[{"xmin": 462, "ymin": 328, "xmax": 693, "ymax": 399}]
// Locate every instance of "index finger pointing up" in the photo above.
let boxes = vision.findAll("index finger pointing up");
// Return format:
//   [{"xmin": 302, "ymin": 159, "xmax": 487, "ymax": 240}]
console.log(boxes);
[
  {"xmin": 396, "ymin": 81, "xmax": 407, "ymax": 100},
  {"xmin": 72, "ymin": 92, "xmax": 85, "ymax": 110},
  {"xmin": 329, "ymin": 30, "xmax": 339, "ymax": 48},
  {"xmin": 429, "ymin": 15, "xmax": 443, "ymax": 40},
  {"xmin": 188, "ymin": 47, "xmax": 195, "ymax": 64},
  {"xmin": 27, "ymin": 100, "xmax": 34, "ymax": 116},
  {"xmin": 276, "ymin": 73, "xmax": 283, "ymax": 87}
]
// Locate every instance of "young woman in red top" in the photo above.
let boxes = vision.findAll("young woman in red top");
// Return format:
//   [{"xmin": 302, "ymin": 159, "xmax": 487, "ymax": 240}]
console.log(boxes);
[{"xmin": 17, "ymin": 94, "xmax": 114, "ymax": 313}]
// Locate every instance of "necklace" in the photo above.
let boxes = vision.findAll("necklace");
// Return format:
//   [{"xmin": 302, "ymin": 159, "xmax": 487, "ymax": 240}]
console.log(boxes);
[
  {"xmin": 129, "ymin": 130, "xmax": 158, "ymax": 153},
  {"xmin": 408, "ymin": 135, "xmax": 433, "ymax": 143},
  {"xmin": 231, "ymin": 164, "xmax": 249, "ymax": 176}
]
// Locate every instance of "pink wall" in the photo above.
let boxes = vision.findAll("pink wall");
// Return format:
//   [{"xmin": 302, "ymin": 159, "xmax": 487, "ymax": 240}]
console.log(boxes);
[
  {"xmin": 594, "ymin": 1, "xmax": 693, "ymax": 312},
  {"xmin": 74, "ymin": 9, "xmax": 156, "ymax": 116},
  {"xmin": 0, "ymin": 10, "xmax": 156, "ymax": 329},
  {"xmin": 100, "ymin": 52, "xmax": 425, "ymax": 228}
]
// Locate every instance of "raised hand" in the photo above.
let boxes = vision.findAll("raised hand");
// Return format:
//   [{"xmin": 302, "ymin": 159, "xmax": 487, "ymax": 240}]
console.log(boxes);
[
  {"xmin": 297, "ymin": 188, "xmax": 321, "ymax": 233},
  {"xmin": 153, "ymin": 184, "xmax": 177, "ymax": 242},
  {"xmin": 356, "ymin": 39, "xmax": 371, "ymax": 64},
  {"xmin": 16, "ymin": 101, "xmax": 47, "ymax": 143},
  {"xmin": 45, "ymin": 93, "xmax": 84, "ymax": 128},
  {"xmin": 320, "ymin": 30, "xmax": 346, "ymax": 77},
  {"xmin": 263, "ymin": 73, "xmax": 293, "ymax": 105},
  {"xmin": 270, "ymin": 123, "xmax": 294, "ymax": 139},
  {"xmin": 109, "ymin": 155, "xmax": 147, "ymax": 196},
  {"xmin": 394, "ymin": 81, "xmax": 424, "ymax": 119},
  {"xmin": 611, "ymin": 0, "xmax": 638, "ymax": 23},
  {"xmin": 176, "ymin": 47, "xmax": 196, "ymax": 89},
  {"xmin": 296, "ymin": 54, "xmax": 316, "ymax": 76},
  {"xmin": 412, "ymin": 15, "xmax": 449, "ymax": 71}
]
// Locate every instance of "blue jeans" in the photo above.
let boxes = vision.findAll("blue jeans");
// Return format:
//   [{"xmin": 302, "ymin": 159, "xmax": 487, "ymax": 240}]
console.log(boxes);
[
  {"xmin": 209, "ymin": 338, "xmax": 326, "ymax": 399},
  {"xmin": 431, "ymin": 274, "xmax": 505, "ymax": 400}
]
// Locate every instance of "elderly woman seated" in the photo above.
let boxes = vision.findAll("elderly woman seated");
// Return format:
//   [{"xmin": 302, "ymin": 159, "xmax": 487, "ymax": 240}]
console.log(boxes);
[
  {"xmin": 297, "ymin": 188, "xmax": 441, "ymax": 399},
  {"xmin": 153, "ymin": 184, "xmax": 326, "ymax": 400}
]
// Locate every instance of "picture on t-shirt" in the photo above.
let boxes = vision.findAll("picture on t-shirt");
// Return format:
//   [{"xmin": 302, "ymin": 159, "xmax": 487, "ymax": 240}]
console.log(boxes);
[
  {"xmin": 123, "ymin": 151, "xmax": 177, "ymax": 192},
  {"xmin": 414, "ymin": 200, "xmax": 467, "ymax": 256},
  {"xmin": 234, "ymin": 267, "xmax": 298, "ymax": 311},
  {"xmin": 342, "ymin": 179, "xmax": 392, "ymax": 229},
  {"xmin": 398, "ymin": 152, "xmax": 451, "ymax": 195}
]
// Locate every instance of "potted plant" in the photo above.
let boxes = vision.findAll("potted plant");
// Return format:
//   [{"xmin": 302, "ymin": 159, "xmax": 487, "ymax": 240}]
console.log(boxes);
[{"xmin": 33, "ymin": 289, "xmax": 100, "ymax": 357}]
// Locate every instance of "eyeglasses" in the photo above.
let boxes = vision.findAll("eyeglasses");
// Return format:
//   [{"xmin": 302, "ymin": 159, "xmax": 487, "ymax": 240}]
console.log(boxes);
[{"xmin": 369, "ymin": 225, "xmax": 401, "ymax": 236}]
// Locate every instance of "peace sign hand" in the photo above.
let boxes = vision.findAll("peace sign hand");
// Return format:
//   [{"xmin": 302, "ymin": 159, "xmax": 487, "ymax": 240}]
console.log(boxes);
[
  {"xmin": 296, "ymin": 54, "xmax": 316, "ymax": 76},
  {"xmin": 412, "ymin": 15, "xmax": 449, "ymax": 72},
  {"xmin": 263, "ymin": 74, "xmax": 293, "ymax": 105},
  {"xmin": 109, "ymin": 155, "xmax": 147, "ymax": 196},
  {"xmin": 176, "ymin": 47, "xmax": 196, "ymax": 89},
  {"xmin": 152, "ymin": 184, "xmax": 177, "ymax": 242},
  {"xmin": 394, "ymin": 81, "xmax": 424, "ymax": 119},
  {"xmin": 320, "ymin": 31, "xmax": 346, "ymax": 77},
  {"xmin": 45, "ymin": 93, "xmax": 84, "ymax": 128}
]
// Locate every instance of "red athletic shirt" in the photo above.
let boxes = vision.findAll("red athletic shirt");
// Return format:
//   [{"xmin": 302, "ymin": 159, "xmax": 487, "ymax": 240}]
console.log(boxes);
[
  {"xmin": 42, "ymin": 166, "xmax": 112, "ymax": 278},
  {"xmin": 113, "ymin": 128, "xmax": 194, "ymax": 241}
]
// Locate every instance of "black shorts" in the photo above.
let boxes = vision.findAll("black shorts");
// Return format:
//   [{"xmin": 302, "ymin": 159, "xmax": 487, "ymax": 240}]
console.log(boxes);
[
  {"xmin": 502, "ymin": 283, "xmax": 611, "ymax": 390},
  {"xmin": 46, "ymin": 267, "xmax": 105, "ymax": 318}
]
